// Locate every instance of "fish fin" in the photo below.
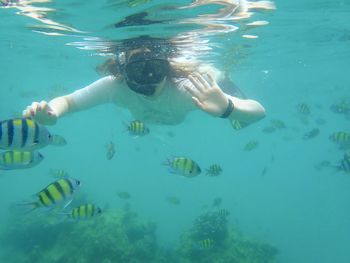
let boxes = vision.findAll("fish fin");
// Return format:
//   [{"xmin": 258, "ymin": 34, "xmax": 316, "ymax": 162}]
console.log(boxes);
[
  {"xmin": 63, "ymin": 199, "xmax": 73, "ymax": 209},
  {"xmin": 168, "ymin": 167, "xmax": 177, "ymax": 174},
  {"xmin": 50, "ymin": 135, "xmax": 67, "ymax": 146},
  {"xmin": 219, "ymin": 72, "xmax": 247, "ymax": 99},
  {"xmin": 14, "ymin": 201, "xmax": 41, "ymax": 214}
]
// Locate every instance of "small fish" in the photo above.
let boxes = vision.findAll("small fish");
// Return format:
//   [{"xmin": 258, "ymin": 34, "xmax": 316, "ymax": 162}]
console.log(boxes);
[
  {"xmin": 164, "ymin": 157, "xmax": 201, "ymax": 177},
  {"xmin": 329, "ymin": 131, "xmax": 350, "ymax": 147},
  {"xmin": 21, "ymin": 177, "xmax": 81, "ymax": 212},
  {"xmin": 212, "ymin": 197, "xmax": 222, "ymax": 207},
  {"xmin": 314, "ymin": 160, "xmax": 331, "ymax": 171},
  {"xmin": 166, "ymin": 196, "xmax": 181, "ymax": 205},
  {"xmin": 262, "ymin": 126, "xmax": 276, "ymax": 134},
  {"xmin": 127, "ymin": 120, "xmax": 149, "ymax": 136},
  {"xmin": 0, "ymin": 118, "xmax": 52, "ymax": 150},
  {"xmin": 205, "ymin": 164, "xmax": 222, "ymax": 177},
  {"xmin": 217, "ymin": 208, "xmax": 230, "ymax": 217},
  {"xmin": 231, "ymin": 119, "xmax": 248, "ymax": 130},
  {"xmin": 330, "ymin": 101, "xmax": 350, "ymax": 114},
  {"xmin": 106, "ymin": 141, "xmax": 116, "ymax": 160},
  {"xmin": 336, "ymin": 155, "xmax": 350, "ymax": 173},
  {"xmin": 261, "ymin": 167, "xmax": 268, "ymax": 176},
  {"xmin": 0, "ymin": 150, "xmax": 43, "ymax": 170},
  {"xmin": 65, "ymin": 204, "xmax": 102, "ymax": 220},
  {"xmin": 244, "ymin": 140, "xmax": 259, "ymax": 151},
  {"xmin": 198, "ymin": 238, "xmax": 214, "ymax": 250},
  {"xmin": 50, "ymin": 168, "xmax": 69, "ymax": 178},
  {"xmin": 117, "ymin": 191, "xmax": 131, "ymax": 200},
  {"xmin": 271, "ymin": 119, "xmax": 286, "ymax": 129},
  {"xmin": 297, "ymin": 103, "xmax": 311, "ymax": 115},
  {"xmin": 303, "ymin": 128, "xmax": 320, "ymax": 140},
  {"xmin": 50, "ymin": 135, "xmax": 67, "ymax": 146}
]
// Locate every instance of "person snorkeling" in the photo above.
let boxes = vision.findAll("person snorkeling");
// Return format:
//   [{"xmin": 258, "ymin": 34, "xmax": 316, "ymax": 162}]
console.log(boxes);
[{"xmin": 23, "ymin": 36, "xmax": 265, "ymax": 127}]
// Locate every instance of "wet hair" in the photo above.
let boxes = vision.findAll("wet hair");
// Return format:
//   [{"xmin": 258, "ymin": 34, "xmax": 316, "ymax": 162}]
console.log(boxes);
[{"xmin": 96, "ymin": 35, "xmax": 223, "ymax": 93}]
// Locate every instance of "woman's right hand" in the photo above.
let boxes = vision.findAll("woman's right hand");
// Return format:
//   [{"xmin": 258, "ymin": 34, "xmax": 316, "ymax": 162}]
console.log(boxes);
[{"xmin": 22, "ymin": 101, "xmax": 58, "ymax": 125}]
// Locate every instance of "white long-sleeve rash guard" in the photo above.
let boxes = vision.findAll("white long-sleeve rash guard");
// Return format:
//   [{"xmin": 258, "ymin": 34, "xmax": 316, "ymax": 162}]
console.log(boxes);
[{"xmin": 53, "ymin": 76, "xmax": 196, "ymax": 125}]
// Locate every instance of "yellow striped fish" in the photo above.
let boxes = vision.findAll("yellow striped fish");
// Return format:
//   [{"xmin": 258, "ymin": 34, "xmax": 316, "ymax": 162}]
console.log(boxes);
[
  {"xmin": 24, "ymin": 177, "xmax": 81, "ymax": 211},
  {"xmin": 217, "ymin": 208, "xmax": 230, "ymax": 217},
  {"xmin": 329, "ymin": 132, "xmax": 350, "ymax": 146},
  {"xmin": 0, "ymin": 118, "xmax": 51, "ymax": 150},
  {"xmin": 0, "ymin": 150, "xmax": 44, "ymax": 170},
  {"xmin": 198, "ymin": 238, "xmax": 214, "ymax": 249},
  {"xmin": 165, "ymin": 157, "xmax": 201, "ymax": 177},
  {"xmin": 205, "ymin": 164, "xmax": 222, "ymax": 177},
  {"xmin": 231, "ymin": 120, "xmax": 248, "ymax": 130},
  {"xmin": 50, "ymin": 168, "xmax": 69, "ymax": 178},
  {"xmin": 127, "ymin": 120, "xmax": 149, "ymax": 136},
  {"xmin": 67, "ymin": 204, "xmax": 102, "ymax": 220},
  {"xmin": 244, "ymin": 140, "xmax": 259, "ymax": 151}
]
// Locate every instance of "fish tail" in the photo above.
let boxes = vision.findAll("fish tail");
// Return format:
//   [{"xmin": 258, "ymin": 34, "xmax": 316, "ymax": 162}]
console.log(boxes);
[{"xmin": 16, "ymin": 201, "xmax": 41, "ymax": 213}]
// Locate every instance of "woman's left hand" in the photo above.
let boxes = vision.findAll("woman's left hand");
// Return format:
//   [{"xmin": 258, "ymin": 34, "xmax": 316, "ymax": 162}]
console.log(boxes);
[{"xmin": 185, "ymin": 72, "xmax": 229, "ymax": 117}]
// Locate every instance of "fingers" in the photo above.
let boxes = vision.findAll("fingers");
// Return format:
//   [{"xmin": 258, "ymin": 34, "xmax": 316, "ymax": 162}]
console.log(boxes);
[
  {"xmin": 206, "ymin": 73, "xmax": 215, "ymax": 86},
  {"xmin": 184, "ymin": 84, "xmax": 203, "ymax": 100},
  {"xmin": 191, "ymin": 96, "xmax": 205, "ymax": 110},
  {"xmin": 22, "ymin": 101, "xmax": 49, "ymax": 118},
  {"xmin": 194, "ymin": 73, "xmax": 210, "ymax": 90},
  {"xmin": 189, "ymin": 73, "xmax": 210, "ymax": 93}
]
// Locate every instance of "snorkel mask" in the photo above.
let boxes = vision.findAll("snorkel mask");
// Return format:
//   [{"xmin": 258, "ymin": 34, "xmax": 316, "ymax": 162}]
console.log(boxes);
[{"xmin": 122, "ymin": 51, "xmax": 170, "ymax": 96}]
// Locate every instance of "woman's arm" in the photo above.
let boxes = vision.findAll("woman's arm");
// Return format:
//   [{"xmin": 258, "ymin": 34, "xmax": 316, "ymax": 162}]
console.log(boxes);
[
  {"xmin": 226, "ymin": 95, "xmax": 265, "ymax": 124},
  {"xmin": 185, "ymin": 72, "xmax": 265, "ymax": 125},
  {"xmin": 23, "ymin": 76, "xmax": 118, "ymax": 125}
]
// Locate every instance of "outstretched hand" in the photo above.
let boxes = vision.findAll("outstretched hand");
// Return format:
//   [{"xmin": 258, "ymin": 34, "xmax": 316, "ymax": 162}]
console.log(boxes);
[
  {"xmin": 185, "ymin": 72, "xmax": 229, "ymax": 117},
  {"xmin": 22, "ymin": 101, "xmax": 58, "ymax": 125}
]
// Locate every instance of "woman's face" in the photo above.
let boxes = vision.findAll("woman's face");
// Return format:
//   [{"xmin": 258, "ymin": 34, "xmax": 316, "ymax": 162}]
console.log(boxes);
[{"xmin": 123, "ymin": 50, "xmax": 170, "ymax": 96}]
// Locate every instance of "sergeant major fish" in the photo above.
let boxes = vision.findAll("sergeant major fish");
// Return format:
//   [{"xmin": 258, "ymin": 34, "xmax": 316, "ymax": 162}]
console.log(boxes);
[
  {"xmin": 0, "ymin": 150, "xmax": 43, "ymax": 170},
  {"xmin": 0, "ymin": 118, "xmax": 64, "ymax": 150},
  {"xmin": 329, "ymin": 131, "xmax": 350, "ymax": 148},
  {"xmin": 205, "ymin": 164, "xmax": 222, "ymax": 177},
  {"xmin": 164, "ymin": 157, "xmax": 201, "ymax": 177},
  {"xmin": 126, "ymin": 120, "xmax": 149, "ymax": 136},
  {"xmin": 22, "ymin": 177, "xmax": 81, "ymax": 212},
  {"xmin": 64, "ymin": 204, "xmax": 102, "ymax": 220}
]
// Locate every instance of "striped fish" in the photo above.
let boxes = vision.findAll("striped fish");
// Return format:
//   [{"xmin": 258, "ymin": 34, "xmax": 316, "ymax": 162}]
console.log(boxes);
[
  {"xmin": 205, "ymin": 164, "xmax": 222, "ymax": 177},
  {"xmin": 217, "ymin": 208, "xmax": 230, "ymax": 217},
  {"xmin": 127, "ymin": 120, "xmax": 149, "ymax": 136},
  {"xmin": 337, "ymin": 155, "xmax": 350, "ymax": 173},
  {"xmin": 198, "ymin": 238, "xmax": 214, "ymax": 249},
  {"xmin": 231, "ymin": 119, "xmax": 249, "ymax": 130},
  {"xmin": 25, "ymin": 177, "xmax": 81, "ymax": 211},
  {"xmin": 0, "ymin": 118, "xmax": 51, "ymax": 150},
  {"xmin": 297, "ymin": 103, "xmax": 311, "ymax": 115},
  {"xmin": 244, "ymin": 140, "xmax": 259, "ymax": 151},
  {"xmin": 165, "ymin": 157, "xmax": 201, "ymax": 177},
  {"xmin": 67, "ymin": 204, "xmax": 102, "ymax": 220},
  {"xmin": 50, "ymin": 168, "xmax": 69, "ymax": 178},
  {"xmin": 0, "ymin": 150, "xmax": 44, "ymax": 170},
  {"xmin": 329, "ymin": 131, "xmax": 350, "ymax": 147}
]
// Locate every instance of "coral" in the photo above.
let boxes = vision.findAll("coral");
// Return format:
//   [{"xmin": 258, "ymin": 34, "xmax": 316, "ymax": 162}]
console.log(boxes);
[
  {"xmin": 0, "ymin": 209, "xmax": 162, "ymax": 263},
  {"xmin": 0, "ymin": 208, "xmax": 279, "ymax": 263},
  {"xmin": 177, "ymin": 210, "xmax": 279, "ymax": 263}
]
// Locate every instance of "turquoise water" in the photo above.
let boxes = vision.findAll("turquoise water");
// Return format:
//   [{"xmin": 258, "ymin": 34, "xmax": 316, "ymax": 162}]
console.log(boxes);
[{"xmin": 1, "ymin": 0, "xmax": 350, "ymax": 262}]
